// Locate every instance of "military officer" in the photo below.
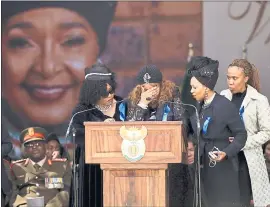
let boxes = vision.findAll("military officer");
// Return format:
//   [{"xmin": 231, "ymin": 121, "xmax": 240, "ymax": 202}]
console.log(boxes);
[{"xmin": 9, "ymin": 127, "xmax": 71, "ymax": 207}]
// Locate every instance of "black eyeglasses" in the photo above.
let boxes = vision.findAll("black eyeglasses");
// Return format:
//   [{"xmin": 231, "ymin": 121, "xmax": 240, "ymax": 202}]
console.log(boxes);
[
  {"xmin": 25, "ymin": 141, "xmax": 44, "ymax": 148},
  {"xmin": 102, "ymin": 88, "xmax": 114, "ymax": 97}
]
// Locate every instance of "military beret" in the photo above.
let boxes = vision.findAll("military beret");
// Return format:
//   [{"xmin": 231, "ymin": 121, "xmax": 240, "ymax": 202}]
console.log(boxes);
[{"xmin": 20, "ymin": 127, "xmax": 48, "ymax": 145}]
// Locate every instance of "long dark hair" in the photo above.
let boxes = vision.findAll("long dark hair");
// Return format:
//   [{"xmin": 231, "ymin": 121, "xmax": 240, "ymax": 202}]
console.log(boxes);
[{"xmin": 79, "ymin": 63, "xmax": 117, "ymax": 106}]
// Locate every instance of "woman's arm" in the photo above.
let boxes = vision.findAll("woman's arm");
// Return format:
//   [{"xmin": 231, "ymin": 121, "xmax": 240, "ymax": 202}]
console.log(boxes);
[
  {"xmin": 244, "ymin": 96, "xmax": 270, "ymax": 149},
  {"xmin": 222, "ymin": 103, "xmax": 247, "ymax": 158}
]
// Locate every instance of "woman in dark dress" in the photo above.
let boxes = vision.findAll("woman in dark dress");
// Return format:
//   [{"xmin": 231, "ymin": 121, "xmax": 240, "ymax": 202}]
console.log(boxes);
[
  {"xmin": 126, "ymin": 65, "xmax": 190, "ymax": 206},
  {"xmin": 71, "ymin": 63, "xmax": 127, "ymax": 207},
  {"xmin": 187, "ymin": 56, "xmax": 247, "ymax": 207}
]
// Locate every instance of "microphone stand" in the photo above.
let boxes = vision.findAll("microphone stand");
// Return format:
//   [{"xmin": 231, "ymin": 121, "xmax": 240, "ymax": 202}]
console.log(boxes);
[
  {"xmin": 64, "ymin": 101, "xmax": 125, "ymax": 207},
  {"xmin": 158, "ymin": 98, "xmax": 202, "ymax": 207},
  {"xmin": 194, "ymin": 105, "xmax": 202, "ymax": 207},
  {"xmin": 72, "ymin": 127, "xmax": 79, "ymax": 207}
]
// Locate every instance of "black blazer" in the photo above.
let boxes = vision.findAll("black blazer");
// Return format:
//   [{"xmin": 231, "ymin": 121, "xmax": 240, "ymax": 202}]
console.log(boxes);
[
  {"xmin": 72, "ymin": 96, "xmax": 126, "ymax": 146},
  {"xmin": 189, "ymin": 94, "xmax": 247, "ymax": 159}
]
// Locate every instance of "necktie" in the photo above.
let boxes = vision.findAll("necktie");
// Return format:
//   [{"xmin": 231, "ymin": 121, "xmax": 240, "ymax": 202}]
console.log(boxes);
[{"xmin": 34, "ymin": 164, "xmax": 41, "ymax": 171}]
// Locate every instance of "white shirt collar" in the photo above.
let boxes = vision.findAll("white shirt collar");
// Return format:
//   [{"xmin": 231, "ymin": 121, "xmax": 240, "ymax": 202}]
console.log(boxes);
[
  {"xmin": 31, "ymin": 156, "xmax": 47, "ymax": 167},
  {"xmin": 204, "ymin": 93, "xmax": 216, "ymax": 106}
]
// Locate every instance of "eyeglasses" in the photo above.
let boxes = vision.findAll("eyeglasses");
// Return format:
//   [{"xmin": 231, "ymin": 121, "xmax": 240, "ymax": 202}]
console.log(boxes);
[
  {"xmin": 102, "ymin": 88, "xmax": 114, "ymax": 97},
  {"xmin": 25, "ymin": 142, "xmax": 43, "ymax": 148}
]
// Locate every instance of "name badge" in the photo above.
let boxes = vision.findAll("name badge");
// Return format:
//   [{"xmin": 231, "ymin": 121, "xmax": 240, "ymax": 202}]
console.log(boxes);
[{"xmin": 45, "ymin": 177, "xmax": 64, "ymax": 189}]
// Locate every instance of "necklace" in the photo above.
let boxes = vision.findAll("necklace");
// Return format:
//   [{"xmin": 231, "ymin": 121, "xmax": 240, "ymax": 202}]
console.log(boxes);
[
  {"xmin": 203, "ymin": 93, "xmax": 216, "ymax": 109},
  {"xmin": 95, "ymin": 103, "xmax": 112, "ymax": 112}
]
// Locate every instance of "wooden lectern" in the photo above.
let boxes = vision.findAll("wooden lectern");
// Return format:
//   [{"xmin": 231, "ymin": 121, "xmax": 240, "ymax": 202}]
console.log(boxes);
[{"xmin": 84, "ymin": 121, "xmax": 185, "ymax": 207}]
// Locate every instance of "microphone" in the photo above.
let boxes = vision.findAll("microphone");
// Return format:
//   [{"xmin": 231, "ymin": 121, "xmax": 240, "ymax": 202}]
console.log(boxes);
[
  {"xmin": 65, "ymin": 98, "xmax": 126, "ymax": 207},
  {"xmin": 155, "ymin": 99, "xmax": 200, "ymax": 131},
  {"xmin": 65, "ymin": 107, "xmax": 95, "ymax": 140},
  {"xmin": 65, "ymin": 99, "xmax": 127, "ymax": 141},
  {"xmin": 157, "ymin": 99, "xmax": 202, "ymax": 207}
]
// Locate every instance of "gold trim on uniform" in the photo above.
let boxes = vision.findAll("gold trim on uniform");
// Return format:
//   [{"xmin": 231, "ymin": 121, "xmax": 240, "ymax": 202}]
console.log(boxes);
[
  {"xmin": 28, "ymin": 127, "xmax": 34, "ymax": 136},
  {"xmin": 52, "ymin": 158, "xmax": 67, "ymax": 162}
]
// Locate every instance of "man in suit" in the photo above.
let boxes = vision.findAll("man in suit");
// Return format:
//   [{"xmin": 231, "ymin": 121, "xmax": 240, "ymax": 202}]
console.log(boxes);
[{"xmin": 9, "ymin": 127, "xmax": 71, "ymax": 207}]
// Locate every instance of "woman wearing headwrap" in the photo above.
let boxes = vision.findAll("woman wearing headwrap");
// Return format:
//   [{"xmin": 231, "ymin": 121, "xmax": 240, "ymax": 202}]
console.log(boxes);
[
  {"xmin": 71, "ymin": 63, "xmax": 127, "ymax": 206},
  {"xmin": 188, "ymin": 56, "xmax": 247, "ymax": 207},
  {"xmin": 126, "ymin": 65, "xmax": 190, "ymax": 206},
  {"xmin": 221, "ymin": 59, "xmax": 270, "ymax": 207},
  {"xmin": 1, "ymin": 1, "xmax": 117, "ymax": 160}
]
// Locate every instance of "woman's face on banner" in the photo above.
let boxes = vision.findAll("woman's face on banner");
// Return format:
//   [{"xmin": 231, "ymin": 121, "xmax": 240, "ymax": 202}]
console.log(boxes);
[{"xmin": 2, "ymin": 8, "xmax": 99, "ymax": 125}]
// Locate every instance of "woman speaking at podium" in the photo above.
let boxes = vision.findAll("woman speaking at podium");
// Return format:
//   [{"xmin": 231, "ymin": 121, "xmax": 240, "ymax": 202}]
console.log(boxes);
[
  {"xmin": 187, "ymin": 56, "xmax": 247, "ymax": 207},
  {"xmin": 71, "ymin": 63, "xmax": 127, "ymax": 206}
]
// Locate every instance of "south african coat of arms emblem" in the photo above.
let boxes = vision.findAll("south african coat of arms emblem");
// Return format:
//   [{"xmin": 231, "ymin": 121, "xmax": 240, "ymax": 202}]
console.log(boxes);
[{"xmin": 119, "ymin": 126, "xmax": 147, "ymax": 162}]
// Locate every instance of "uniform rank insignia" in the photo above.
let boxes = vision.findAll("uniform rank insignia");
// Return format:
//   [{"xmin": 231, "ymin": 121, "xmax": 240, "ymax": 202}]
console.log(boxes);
[
  {"xmin": 45, "ymin": 177, "xmax": 64, "ymax": 189},
  {"xmin": 28, "ymin": 127, "xmax": 34, "ymax": 136},
  {"xmin": 52, "ymin": 158, "xmax": 67, "ymax": 162}
]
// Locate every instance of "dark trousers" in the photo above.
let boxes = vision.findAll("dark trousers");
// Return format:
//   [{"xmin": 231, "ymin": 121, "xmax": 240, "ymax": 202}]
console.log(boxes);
[
  {"xmin": 238, "ymin": 152, "xmax": 252, "ymax": 207},
  {"xmin": 188, "ymin": 165, "xmax": 209, "ymax": 207},
  {"xmin": 168, "ymin": 164, "xmax": 189, "ymax": 207}
]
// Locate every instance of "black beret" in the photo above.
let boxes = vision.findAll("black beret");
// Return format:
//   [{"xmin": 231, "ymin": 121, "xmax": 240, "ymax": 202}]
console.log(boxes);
[{"xmin": 136, "ymin": 65, "xmax": 163, "ymax": 85}]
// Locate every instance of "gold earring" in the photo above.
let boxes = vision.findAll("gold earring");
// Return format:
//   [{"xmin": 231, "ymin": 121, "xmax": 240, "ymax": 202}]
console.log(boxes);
[{"xmin": 204, "ymin": 88, "xmax": 208, "ymax": 100}]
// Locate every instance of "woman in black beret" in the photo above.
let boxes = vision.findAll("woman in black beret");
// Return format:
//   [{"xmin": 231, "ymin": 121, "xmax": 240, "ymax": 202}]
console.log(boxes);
[
  {"xmin": 126, "ymin": 64, "xmax": 190, "ymax": 206},
  {"xmin": 1, "ymin": 1, "xmax": 117, "ymax": 160},
  {"xmin": 187, "ymin": 56, "xmax": 247, "ymax": 207}
]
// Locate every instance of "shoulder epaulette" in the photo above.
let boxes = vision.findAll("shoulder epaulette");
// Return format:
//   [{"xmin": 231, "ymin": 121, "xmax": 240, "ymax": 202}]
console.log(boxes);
[
  {"xmin": 52, "ymin": 158, "xmax": 67, "ymax": 162},
  {"xmin": 11, "ymin": 158, "xmax": 29, "ymax": 167},
  {"xmin": 12, "ymin": 159, "xmax": 27, "ymax": 164}
]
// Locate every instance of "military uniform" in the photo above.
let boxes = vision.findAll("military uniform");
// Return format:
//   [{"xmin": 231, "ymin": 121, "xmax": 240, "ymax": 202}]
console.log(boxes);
[
  {"xmin": 10, "ymin": 158, "xmax": 71, "ymax": 207},
  {"xmin": 9, "ymin": 127, "xmax": 71, "ymax": 207}
]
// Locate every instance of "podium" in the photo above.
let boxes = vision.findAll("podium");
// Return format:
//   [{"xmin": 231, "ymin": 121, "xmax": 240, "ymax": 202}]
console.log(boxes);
[{"xmin": 84, "ymin": 121, "xmax": 185, "ymax": 207}]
